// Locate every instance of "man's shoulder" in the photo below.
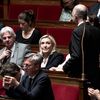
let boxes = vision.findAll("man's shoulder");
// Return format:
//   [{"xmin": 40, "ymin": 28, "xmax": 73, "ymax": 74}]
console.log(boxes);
[
  {"xmin": 15, "ymin": 42, "xmax": 30, "ymax": 47},
  {"xmin": 37, "ymin": 70, "xmax": 49, "ymax": 78}
]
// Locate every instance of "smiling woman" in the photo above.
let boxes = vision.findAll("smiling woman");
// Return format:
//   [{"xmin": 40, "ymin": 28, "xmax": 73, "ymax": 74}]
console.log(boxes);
[{"xmin": 38, "ymin": 34, "xmax": 64, "ymax": 70}]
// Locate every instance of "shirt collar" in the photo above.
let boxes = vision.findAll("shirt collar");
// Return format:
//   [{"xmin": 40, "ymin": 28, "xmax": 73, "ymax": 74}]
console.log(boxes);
[
  {"xmin": 78, "ymin": 21, "xmax": 85, "ymax": 26},
  {"xmin": 29, "ymin": 76, "xmax": 35, "ymax": 79}
]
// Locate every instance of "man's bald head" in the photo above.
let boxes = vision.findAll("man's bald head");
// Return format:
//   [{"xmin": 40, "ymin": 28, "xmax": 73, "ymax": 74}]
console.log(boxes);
[{"xmin": 72, "ymin": 4, "xmax": 88, "ymax": 22}]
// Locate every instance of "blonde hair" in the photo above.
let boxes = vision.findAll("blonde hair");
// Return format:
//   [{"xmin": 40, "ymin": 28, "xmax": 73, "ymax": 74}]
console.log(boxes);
[{"xmin": 39, "ymin": 34, "xmax": 56, "ymax": 52}]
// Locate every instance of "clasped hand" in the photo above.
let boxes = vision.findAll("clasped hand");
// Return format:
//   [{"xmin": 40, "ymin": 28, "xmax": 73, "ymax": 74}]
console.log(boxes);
[
  {"xmin": 88, "ymin": 87, "xmax": 100, "ymax": 100},
  {"xmin": 3, "ymin": 76, "xmax": 19, "ymax": 89},
  {"xmin": 1, "ymin": 49, "xmax": 11, "ymax": 59}
]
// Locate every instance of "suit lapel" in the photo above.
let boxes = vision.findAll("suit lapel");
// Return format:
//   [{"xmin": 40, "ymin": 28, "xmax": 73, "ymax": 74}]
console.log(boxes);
[
  {"xmin": 26, "ymin": 70, "xmax": 41, "ymax": 91},
  {"xmin": 10, "ymin": 42, "xmax": 19, "ymax": 63}
]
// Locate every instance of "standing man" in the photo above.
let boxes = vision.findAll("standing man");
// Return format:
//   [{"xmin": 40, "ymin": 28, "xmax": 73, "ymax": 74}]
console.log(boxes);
[
  {"xmin": 3, "ymin": 53, "xmax": 54, "ymax": 100},
  {"xmin": 0, "ymin": 26, "xmax": 31, "ymax": 66},
  {"xmin": 63, "ymin": 4, "xmax": 100, "ymax": 89}
]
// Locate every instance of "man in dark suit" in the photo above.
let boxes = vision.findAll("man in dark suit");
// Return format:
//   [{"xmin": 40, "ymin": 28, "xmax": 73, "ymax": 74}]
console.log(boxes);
[
  {"xmin": 3, "ymin": 53, "xmax": 54, "ymax": 100},
  {"xmin": 63, "ymin": 4, "xmax": 100, "ymax": 90}
]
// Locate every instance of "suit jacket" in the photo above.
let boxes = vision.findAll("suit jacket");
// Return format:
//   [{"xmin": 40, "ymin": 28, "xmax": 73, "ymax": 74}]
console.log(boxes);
[
  {"xmin": 89, "ymin": 3, "xmax": 100, "ymax": 15},
  {"xmin": 6, "ymin": 70, "xmax": 54, "ymax": 100},
  {"xmin": 0, "ymin": 42, "xmax": 32, "ymax": 66},
  {"xmin": 43, "ymin": 51, "xmax": 64, "ymax": 69},
  {"xmin": 63, "ymin": 22, "xmax": 100, "ymax": 89}
]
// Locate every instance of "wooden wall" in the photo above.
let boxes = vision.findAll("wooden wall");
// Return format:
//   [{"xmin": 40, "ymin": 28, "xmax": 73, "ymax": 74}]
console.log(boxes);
[{"xmin": 0, "ymin": 0, "xmax": 97, "ymax": 20}]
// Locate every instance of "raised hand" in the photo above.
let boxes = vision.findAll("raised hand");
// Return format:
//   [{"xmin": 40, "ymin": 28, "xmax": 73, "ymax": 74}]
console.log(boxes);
[{"xmin": 0, "ymin": 48, "xmax": 11, "ymax": 60}]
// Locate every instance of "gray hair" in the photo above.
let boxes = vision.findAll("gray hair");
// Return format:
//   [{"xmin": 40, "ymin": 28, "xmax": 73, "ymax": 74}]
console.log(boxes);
[
  {"xmin": 26, "ymin": 53, "xmax": 43, "ymax": 65},
  {"xmin": 39, "ymin": 34, "xmax": 56, "ymax": 52},
  {"xmin": 0, "ymin": 26, "xmax": 16, "ymax": 40}
]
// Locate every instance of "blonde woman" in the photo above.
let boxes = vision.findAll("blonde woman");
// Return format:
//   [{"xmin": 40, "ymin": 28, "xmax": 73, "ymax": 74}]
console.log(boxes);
[{"xmin": 39, "ymin": 34, "xmax": 64, "ymax": 70}]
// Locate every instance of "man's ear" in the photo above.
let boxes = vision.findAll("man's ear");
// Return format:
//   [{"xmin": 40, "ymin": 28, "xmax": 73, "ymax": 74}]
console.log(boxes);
[
  {"xmin": 35, "ymin": 64, "xmax": 40, "ymax": 70},
  {"xmin": 75, "ymin": 14, "xmax": 78, "ymax": 20}
]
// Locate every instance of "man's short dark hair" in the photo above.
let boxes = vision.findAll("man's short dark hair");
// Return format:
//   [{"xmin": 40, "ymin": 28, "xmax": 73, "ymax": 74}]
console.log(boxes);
[{"xmin": 0, "ymin": 63, "xmax": 20, "ymax": 77}]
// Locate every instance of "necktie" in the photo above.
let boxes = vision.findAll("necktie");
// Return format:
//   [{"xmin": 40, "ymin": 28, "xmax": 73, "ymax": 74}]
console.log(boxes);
[
  {"xmin": 2, "ymin": 49, "xmax": 11, "ymax": 64},
  {"xmin": 28, "ymin": 78, "xmax": 32, "ymax": 91},
  {"xmin": 2, "ymin": 56, "xmax": 10, "ymax": 64}
]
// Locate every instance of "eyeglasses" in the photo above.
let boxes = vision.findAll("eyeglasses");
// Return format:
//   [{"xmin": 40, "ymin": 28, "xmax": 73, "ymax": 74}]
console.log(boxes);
[{"xmin": 22, "ymin": 64, "xmax": 32, "ymax": 68}]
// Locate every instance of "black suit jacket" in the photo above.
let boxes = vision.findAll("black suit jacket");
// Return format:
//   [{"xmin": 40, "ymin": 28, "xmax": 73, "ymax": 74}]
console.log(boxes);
[
  {"xmin": 6, "ymin": 70, "xmax": 54, "ymax": 100},
  {"xmin": 63, "ymin": 22, "xmax": 100, "ymax": 89},
  {"xmin": 43, "ymin": 51, "xmax": 64, "ymax": 69}
]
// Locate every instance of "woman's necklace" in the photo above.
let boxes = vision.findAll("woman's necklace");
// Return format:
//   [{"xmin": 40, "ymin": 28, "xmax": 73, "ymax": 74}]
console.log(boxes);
[{"xmin": 22, "ymin": 28, "xmax": 35, "ymax": 39}]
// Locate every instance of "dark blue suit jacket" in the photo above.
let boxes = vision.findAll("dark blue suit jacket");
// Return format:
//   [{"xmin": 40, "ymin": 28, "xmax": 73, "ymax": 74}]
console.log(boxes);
[
  {"xmin": 43, "ymin": 51, "xmax": 64, "ymax": 69},
  {"xmin": 6, "ymin": 70, "xmax": 54, "ymax": 100}
]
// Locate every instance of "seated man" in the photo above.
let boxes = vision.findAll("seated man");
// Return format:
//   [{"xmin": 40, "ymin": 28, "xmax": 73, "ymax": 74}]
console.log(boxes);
[
  {"xmin": 0, "ymin": 63, "xmax": 24, "ymax": 82},
  {"xmin": 0, "ymin": 26, "xmax": 32, "ymax": 66},
  {"xmin": 0, "ymin": 62, "xmax": 24, "ymax": 97},
  {"xmin": 2, "ymin": 53, "xmax": 54, "ymax": 100},
  {"xmin": 59, "ymin": 0, "xmax": 78, "ymax": 22}
]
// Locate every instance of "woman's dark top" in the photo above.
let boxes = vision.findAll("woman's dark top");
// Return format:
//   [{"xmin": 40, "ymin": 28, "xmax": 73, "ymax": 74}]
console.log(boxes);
[{"xmin": 16, "ymin": 28, "xmax": 42, "ymax": 44}]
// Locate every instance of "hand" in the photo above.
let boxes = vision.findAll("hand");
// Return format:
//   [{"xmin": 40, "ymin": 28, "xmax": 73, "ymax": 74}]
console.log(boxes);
[
  {"xmin": 49, "ymin": 67, "xmax": 57, "ymax": 71},
  {"xmin": 3, "ymin": 75, "xmax": 19, "ymax": 89},
  {"xmin": 88, "ymin": 88, "xmax": 100, "ymax": 100},
  {"xmin": 88, "ymin": 88, "xmax": 97, "ymax": 100},
  {"xmin": 0, "ymin": 49, "xmax": 11, "ymax": 60},
  {"xmin": 88, "ymin": 88, "xmax": 95, "ymax": 96},
  {"xmin": 49, "ymin": 66, "xmax": 63, "ymax": 71},
  {"xmin": 94, "ymin": 89, "xmax": 100, "ymax": 100}
]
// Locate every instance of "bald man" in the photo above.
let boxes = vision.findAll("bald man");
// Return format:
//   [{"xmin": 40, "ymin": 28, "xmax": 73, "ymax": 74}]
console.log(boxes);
[{"xmin": 63, "ymin": 4, "xmax": 100, "ymax": 90}]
